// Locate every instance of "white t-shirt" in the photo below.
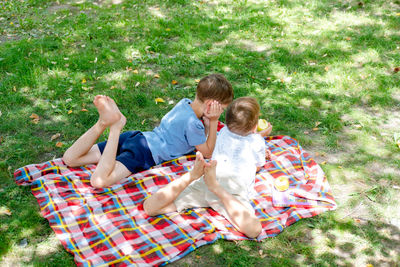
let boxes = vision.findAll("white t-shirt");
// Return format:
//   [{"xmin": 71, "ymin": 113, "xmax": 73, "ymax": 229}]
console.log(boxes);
[{"xmin": 211, "ymin": 126, "xmax": 266, "ymax": 198}]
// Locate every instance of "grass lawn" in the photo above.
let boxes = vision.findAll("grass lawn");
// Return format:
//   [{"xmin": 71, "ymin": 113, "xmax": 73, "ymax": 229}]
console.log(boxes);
[{"xmin": 1, "ymin": 0, "xmax": 399, "ymax": 265}]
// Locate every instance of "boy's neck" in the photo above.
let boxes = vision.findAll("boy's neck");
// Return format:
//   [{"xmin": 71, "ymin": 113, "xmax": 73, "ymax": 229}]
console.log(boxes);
[{"xmin": 190, "ymin": 98, "xmax": 206, "ymax": 118}]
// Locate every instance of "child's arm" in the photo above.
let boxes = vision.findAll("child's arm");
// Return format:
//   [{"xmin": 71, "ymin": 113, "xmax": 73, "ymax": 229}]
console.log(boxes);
[
  {"xmin": 195, "ymin": 101, "xmax": 223, "ymax": 158},
  {"xmin": 203, "ymin": 161, "xmax": 262, "ymax": 238},
  {"xmin": 258, "ymin": 122, "xmax": 273, "ymax": 138}
]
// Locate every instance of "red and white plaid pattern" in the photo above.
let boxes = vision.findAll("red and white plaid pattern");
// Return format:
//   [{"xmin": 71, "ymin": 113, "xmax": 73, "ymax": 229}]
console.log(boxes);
[{"xmin": 15, "ymin": 135, "xmax": 336, "ymax": 266}]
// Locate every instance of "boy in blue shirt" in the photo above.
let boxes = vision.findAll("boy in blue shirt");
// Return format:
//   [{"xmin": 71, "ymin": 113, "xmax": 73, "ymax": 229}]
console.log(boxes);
[{"xmin": 62, "ymin": 74, "xmax": 233, "ymax": 188}]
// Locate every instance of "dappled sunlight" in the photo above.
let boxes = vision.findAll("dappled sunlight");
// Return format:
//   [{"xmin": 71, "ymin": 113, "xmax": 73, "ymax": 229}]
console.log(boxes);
[
  {"xmin": 212, "ymin": 243, "xmax": 223, "ymax": 254},
  {"xmin": 148, "ymin": 6, "xmax": 165, "ymax": 19},
  {"xmin": 123, "ymin": 46, "xmax": 142, "ymax": 61},
  {"xmin": 352, "ymin": 48, "xmax": 381, "ymax": 64},
  {"xmin": 102, "ymin": 70, "xmax": 129, "ymax": 82},
  {"xmin": 47, "ymin": 68, "xmax": 69, "ymax": 79}
]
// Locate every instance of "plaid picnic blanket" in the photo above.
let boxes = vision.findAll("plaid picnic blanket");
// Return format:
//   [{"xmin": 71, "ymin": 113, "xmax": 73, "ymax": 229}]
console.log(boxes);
[{"xmin": 14, "ymin": 135, "xmax": 336, "ymax": 266}]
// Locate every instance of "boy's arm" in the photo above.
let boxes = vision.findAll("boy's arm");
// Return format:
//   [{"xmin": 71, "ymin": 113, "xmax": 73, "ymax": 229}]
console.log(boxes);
[
  {"xmin": 195, "ymin": 118, "xmax": 218, "ymax": 158},
  {"xmin": 195, "ymin": 101, "xmax": 223, "ymax": 158},
  {"xmin": 203, "ymin": 161, "xmax": 262, "ymax": 238}
]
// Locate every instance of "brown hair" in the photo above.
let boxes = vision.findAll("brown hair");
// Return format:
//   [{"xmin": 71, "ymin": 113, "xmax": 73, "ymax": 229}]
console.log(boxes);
[
  {"xmin": 196, "ymin": 74, "xmax": 233, "ymax": 105},
  {"xmin": 225, "ymin": 97, "xmax": 260, "ymax": 135}
]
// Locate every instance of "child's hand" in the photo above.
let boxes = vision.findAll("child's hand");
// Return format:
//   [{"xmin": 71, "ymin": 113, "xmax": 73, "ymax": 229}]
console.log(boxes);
[
  {"xmin": 258, "ymin": 122, "xmax": 273, "ymax": 137},
  {"xmin": 204, "ymin": 100, "xmax": 223, "ymax": 121},
  {"xmin": 265, "ymin": 149, "xmax": 272, "ymax": 160},
  {"xmin": 202, "ymin": 115, "xmax": 210, "ymax": 129}
]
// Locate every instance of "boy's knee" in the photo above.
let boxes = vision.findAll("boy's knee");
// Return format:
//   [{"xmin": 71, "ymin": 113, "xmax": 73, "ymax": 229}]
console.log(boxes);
[
  {"xmin": 62, "ymin": 154, "xmax": 75, "ymax": 167},
  {"xmin": 143, "ymin": 199, "xmax": 156, "ymax": 216},
  {"xmin": 90, "ymin": 176, "xmax": 107, "ymax": 189}
]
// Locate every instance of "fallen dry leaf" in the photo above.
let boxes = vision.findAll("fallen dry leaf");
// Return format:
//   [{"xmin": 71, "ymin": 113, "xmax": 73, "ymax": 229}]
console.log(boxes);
[
  {"xmin": 29, "ymin": 113, "xmax": 39, "ymax": 120},
  {"xmin": 155, "ymin": 97, "xmax": 165, "ymax": 104},
  {"xmin": 394, "ymin": 67, "xmax": 400, "ymax": 73},
  {"xmin": 321, "ymin": 161, "xmax": 327, "ymax": 165},
  {"xmin": 338, "ymin": 166, "xmax": 343, "ymax": 169},
  {"xmin": 81, "ymin": 108, "xmax": 88, "ymax": 112},
  {"xmin": 312, "ymin": 127, "xmax": 319, "ymax": 131},
  {"xmin": 171, "ymin": 80, "xmax": 178, "ymax": 85},
  {"xmin": 195, "ymin": 79, "xmax": 200, "ymax": 83},
  {"xmin": 315, "ymin": 121, "xmax": 322, "ymax": 127},
  {"xmin": 51, "ymin": 133, "xmax": 61, "ymax": 141},
  {"xmin": 0, "ymin": 207, "xmax": 12, "ymax": 216},
  {"xmin": 68, "ymin": 110, "xmax": 73, "ymax": 114},
  {"xmin": 141, "ymin": 119, "xmax": 146, "ymax": 125},
  {"xmin": 154, "ymin": 74, "xmax": 160, "ymax": 78},
  {"xmin": 55, "ymin": 142, "xmax": 63, "ymax": 147}
]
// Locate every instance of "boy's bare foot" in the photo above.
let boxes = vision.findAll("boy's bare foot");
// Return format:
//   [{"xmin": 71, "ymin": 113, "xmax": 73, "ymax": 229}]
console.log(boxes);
[
  {"xmin": 204, "ymin": 160, "xmax": 219, "ymax": 190},
  {"xmin": 93, "ymin": 95, "xmax": 123, "ymax": 128}
]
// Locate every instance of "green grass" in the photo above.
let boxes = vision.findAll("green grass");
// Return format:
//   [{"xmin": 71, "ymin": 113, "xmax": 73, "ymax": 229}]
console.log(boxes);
[{"xmin": 1, "ymin": 0, "xmax": 400, "ymax": 265}]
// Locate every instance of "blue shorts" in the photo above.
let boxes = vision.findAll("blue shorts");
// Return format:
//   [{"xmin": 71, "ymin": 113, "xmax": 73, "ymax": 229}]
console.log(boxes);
[{"xmin": 97, "ymin": 131, "xmax": 155, "ymax": 174}]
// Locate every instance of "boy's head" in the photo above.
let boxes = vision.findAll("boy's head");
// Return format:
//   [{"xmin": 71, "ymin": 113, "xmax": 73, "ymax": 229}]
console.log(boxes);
[
  {"xmin": 196, "ymin": 74, "xmax": 233, "ymax": 105},
  {"xmin": 225, "ymin": 97, "xmax": 260, "ymax": 136}
]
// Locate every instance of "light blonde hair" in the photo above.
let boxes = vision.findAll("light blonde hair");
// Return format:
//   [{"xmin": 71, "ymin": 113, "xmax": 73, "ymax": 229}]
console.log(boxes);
[{"xmin": 225, "ymin": 97, "xmax": 260, "ymax": 136}]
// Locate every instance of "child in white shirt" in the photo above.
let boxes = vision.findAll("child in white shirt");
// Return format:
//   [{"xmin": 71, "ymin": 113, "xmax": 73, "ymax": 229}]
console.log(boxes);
[{"xmin": 143, "ymin": 97, "xmax": 272, "ymax": 238}]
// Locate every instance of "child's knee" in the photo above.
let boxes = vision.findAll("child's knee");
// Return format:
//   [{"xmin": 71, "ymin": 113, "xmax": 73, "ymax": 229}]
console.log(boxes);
[
  {"xmin": 62, "ymin": 153, "xmax": 76, "ymax": 167},
  {"xmin": 90, "ymin": 175, "xmax": 107, "ymax": 188}
]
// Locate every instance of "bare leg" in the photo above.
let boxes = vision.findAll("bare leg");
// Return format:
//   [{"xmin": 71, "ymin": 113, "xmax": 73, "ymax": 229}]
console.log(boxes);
[
  {"xmin": 143, "ymin": 152, "xmax": 208, "ymax": 216},
  {"xmin": 204, "ymin": 161, "xmax": 262, "ymax": 238},
  {"xmin": 88, "ymin": 97, "xmax": 131, "ymax": 188},
  {"xmin": 63, "ymin": 95, "xmax": 122, "ymax": 167}
]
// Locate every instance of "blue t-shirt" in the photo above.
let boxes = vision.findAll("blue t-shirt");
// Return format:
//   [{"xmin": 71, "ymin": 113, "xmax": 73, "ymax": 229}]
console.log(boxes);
[{"xmin": 143, "ymin": 98, "xmax": 207, "ymax": 164}]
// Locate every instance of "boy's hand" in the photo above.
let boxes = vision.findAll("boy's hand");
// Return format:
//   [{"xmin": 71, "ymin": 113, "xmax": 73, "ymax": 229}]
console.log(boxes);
[
  {"xmin": 204, "ymin": 100, "xmax": 223, "ymax": 121},
  {"xmin": 202, "ymin": 115, "xmax": 210, "ymax": 130}
]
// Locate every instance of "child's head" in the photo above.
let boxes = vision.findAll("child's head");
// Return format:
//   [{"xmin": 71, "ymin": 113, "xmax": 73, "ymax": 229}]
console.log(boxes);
[
  {"xmin": 196, "ymin": 74, "xmax": 233, "ymax": 105},
  {"xmin": 225, "ymin": 97, "xmax": 260, "ymax": 136}
]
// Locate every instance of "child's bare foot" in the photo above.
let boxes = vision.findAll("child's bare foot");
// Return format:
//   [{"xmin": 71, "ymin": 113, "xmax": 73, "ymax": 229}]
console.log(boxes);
[
  {"xmin": 204, "ymin": 160, "xmax": 219, "ymax": 190},
  {"xmin": 190, "ymin": 152, "xmax": 209, "ymax": 181},
  {"xmin": 93, "ymin": 95, "xmax": 123, "ymax": 128},
  {"xmin": 110, "ymin": 113, "xmax": 126, "ymax": 131}
]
